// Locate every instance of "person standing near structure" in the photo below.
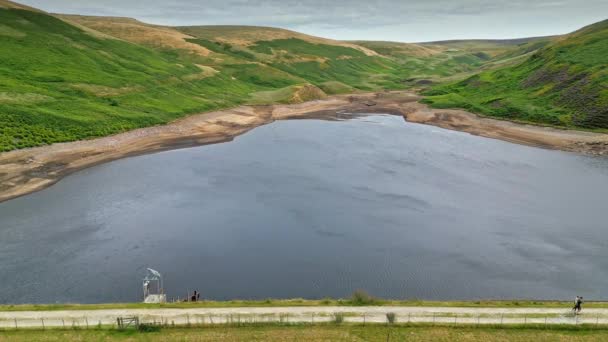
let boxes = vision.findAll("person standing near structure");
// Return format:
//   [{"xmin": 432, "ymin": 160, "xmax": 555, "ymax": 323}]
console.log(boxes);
[{"xmin": 573, "ymin": 296, "xmax": 583, "ymax": 314}]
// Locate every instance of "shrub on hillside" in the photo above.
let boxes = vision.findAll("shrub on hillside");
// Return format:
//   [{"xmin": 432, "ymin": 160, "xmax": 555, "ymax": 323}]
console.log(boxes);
[
  {"xmin": 350, "ymin": 290, "xmax": 377, "ymax": 306},
  {"xmin": 332, "ymin": 313, "xmax": 344, "ymax": 324}
]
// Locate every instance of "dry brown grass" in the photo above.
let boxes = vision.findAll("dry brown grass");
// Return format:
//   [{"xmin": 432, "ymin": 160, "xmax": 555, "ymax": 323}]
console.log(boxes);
[
  {"xmin": 69, "ymin": 84, "xmax": 143, "ymax": 97},
  {"xmin": 290, "ymin": 84, "xmax": 327, "ymax": 103},
  {"xmin": 393, "ymin": 43, "xmax": 446, "ymax": 57},
  {"xmin": 353, "ymin": 40, "xmax": 446, "ymax": 58},
  {"xmin": 177, "ymin": 25, "xmax": 378, "ymax": 56},
  {"xmin": 181, "ymin": 65, "xmax": 219, "ymax": 81},
  {"xmin": 0, "ymin": 92, "xmax": 53, "ymax": 104},
  {"xmin": 0, "ymin": 0, "xmax": 43, "ymax": 12},
  {"xmin": 0, "ymin": 24, "xmax": 25, "ymax": 38},
  {"xmin": 248, "ymin": 84, "xmax": 326, "ymax": 105},
  {"xmin": 57, "ymin": 15, "xmax": 211, "ymax": 56}
]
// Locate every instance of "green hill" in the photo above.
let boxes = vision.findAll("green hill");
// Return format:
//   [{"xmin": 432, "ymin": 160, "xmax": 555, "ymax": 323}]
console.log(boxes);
[
  {"xmin": 420, "ymin": 37, "xmax": 556, "ymax": 58},
  {"xmin": 423, "ymin": 21, "xmax": 608, "ymax": 129},
  {"xmin": 1, "ymin": 0, "xmax": 599, "ymax": 152},
  {"xmin": 0, "ymin": 6, "xmax": 269, "ymax": 151}
]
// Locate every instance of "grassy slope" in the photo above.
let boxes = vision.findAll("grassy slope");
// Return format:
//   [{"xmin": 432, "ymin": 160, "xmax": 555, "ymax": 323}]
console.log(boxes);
[
  {"xmin": 2, "ymin": 325, "xmax": 608, "ymax": 341},
  {"xmin": 3, "ymin": 299, "xmax": 608, "ymax": 312},
  {"xmin": 420, "ymin": 37, "xmax": 556, "ymax": 58},
  {"xmin": 423, "ymin": 21, "xmax": 608, "ymax": 129},
  {"xmin": 353, "ymin": 40, "xmax": 512, "ymax": 86},
  {"xmin": 0, "ymin": 8, "xmax": 276, "ymax": 152},
  {"xmin": 56, "ymin": 14, "xmax": 212, "ymax": 57},
  {"xmin": 175, "ymin": 25, "xmax": 378, "ymax": 56},
  {"xmin": 0, "ymin": 1, "xmax": 568, "ymax": 152},
  {"xmin": 183, "ymin": 35, "xmax": 411, "ymax": 90}
]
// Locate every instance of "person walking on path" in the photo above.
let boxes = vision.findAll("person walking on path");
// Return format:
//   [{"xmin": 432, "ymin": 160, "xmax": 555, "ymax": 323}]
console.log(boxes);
[{"xmin": 573, "ymin": 296, "xmax": 583, "ymax": 314}]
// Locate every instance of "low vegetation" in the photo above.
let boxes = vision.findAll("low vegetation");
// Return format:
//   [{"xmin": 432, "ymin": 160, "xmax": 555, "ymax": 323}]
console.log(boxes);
[
  {"xmin": 0, "ymin": 8, "xmax": 256, "ymax": 152},
  {"xmin": 350, "ymin": 290, "xmax": 378, "ymax": 306},
  {"xmin": 332, "ymin": 313, "xmax": 345, "ymax": 324},
  {"xmin": 0, "ymin": 1, "xmax": 552, "ymax": 153},
  {"xmin": 0, "ymin": 1, "xmax": 605, "ymax": 152},
  {"xmin": 423, "ymin": 20, "xmax": 608, "ymax": 130},
  {"xmin": 3, "ymin": 298, "xmax": 608, "ymax": 312},
  {"xmin": 2, "ymin": 324, "xmax": 608, "ymax": 341}
]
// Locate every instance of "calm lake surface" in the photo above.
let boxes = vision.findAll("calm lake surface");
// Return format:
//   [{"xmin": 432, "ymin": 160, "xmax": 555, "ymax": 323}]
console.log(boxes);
[{"xmin": 1, "ymin": 114, "xmax": 608, "ymax": 304}]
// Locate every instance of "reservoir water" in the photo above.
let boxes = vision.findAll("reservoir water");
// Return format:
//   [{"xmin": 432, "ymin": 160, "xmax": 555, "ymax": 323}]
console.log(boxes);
[{"xmin": 1, "ymin": 114, "xmax": 608, "ymax": 304}]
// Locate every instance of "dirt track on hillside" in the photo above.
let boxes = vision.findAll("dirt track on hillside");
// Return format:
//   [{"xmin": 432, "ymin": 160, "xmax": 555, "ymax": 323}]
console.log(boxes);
[{"xmin": 1, "ymin": 91, "xmax": 607, "ymax": 203}]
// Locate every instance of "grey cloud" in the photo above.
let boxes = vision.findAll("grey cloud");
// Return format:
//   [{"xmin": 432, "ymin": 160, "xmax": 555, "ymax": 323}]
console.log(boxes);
[{"xmin": 17, "ymin": 0, "xmax": 608, "ymax": 42}]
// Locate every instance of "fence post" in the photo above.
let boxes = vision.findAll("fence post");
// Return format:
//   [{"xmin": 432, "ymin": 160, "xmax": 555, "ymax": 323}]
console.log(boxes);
[
  {"xmin": 363, "ymin": 313, "xmax": 366, "ymax": 325},
  {"xmin": 576, "ymin": 314, "xmax": 579, "ymax": 325},
  {"xmin": 477, "ymin": 315, "xmax": 480, "ymax": 326},
  {"xmin": 500, "ymin": 313, "xmax": 503, "ymax": 325},
  {"xmin": 62, "ymin": 319, "xmax": 65, "ymax": 328},
  {"xmin": 408, "ymin": 313, "xmax": 411, "ymax": 323},
  {"xmin": 524, "ymin": 315, "xmax": 527, "ymax": 324},
  {"xmin": 454, "ymin": 314, "xmax": 457, "ymax": 324},
  {"xmin": 311, "ymin": 313, "xmax": 314, "ymax": 324},
  {"xmin": 85, "ymin": 317, "xmax": 89, "ymax": 329},
  {"xmin": 433, "ymin": 312, "xmax": 436, "ymax": 325},
  {"xmin": 14, "ymin": 318, "xmax": 17, "ymax": 330},
  {"xmin": 187, "ymin": 314, "xmax": 190, "ymax": 326},
  {"xmin": 597, "ymin": 315, "xmax": 599, "ymax": 327},
  {"xmin": 545, "ymin": 316, "xmax": 547, "ymax": 326},
  {"xmin": 41, "ymin": 318, "xmax": 45, "ymax": 330}
]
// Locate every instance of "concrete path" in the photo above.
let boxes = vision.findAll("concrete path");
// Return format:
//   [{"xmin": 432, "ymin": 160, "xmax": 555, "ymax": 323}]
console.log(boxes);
[{"xmin": 1, "ymin": 306, "xmax": 607, "ymax": 328}]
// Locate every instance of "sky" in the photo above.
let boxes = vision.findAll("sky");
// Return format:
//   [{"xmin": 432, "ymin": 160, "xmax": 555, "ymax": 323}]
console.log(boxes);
[{"xmin": 17, "ymin": 0, "xmax": 608, "ymax": 42}]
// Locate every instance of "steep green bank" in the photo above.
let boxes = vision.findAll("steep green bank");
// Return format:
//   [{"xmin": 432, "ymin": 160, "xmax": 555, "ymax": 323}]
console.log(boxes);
[
  {"xmin": 423, "ymin": 20, "xmax": 608, "ymax": 130},
  {"xmin": 0, "ymin": 8, "xmax": 310, "ymax": 152},
  {"xmin": 1, "ymin": 0, "xmax": 598, "ymax": 152},
  {"xmin": 0, "ymin": 2, "xmax": 526, "ymax": 152}
]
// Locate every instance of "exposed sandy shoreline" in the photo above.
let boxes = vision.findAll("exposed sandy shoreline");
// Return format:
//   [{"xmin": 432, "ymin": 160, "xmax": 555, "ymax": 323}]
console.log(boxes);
[{"xmin": 1, "ymin": 91, "xmax": 607, "ymax": 203}]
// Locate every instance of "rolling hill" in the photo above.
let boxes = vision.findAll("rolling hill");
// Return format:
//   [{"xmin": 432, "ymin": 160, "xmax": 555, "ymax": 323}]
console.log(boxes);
[
  {"xmin": 0, "ymin": 3, "xmax": 258, "ymax": 151},
  {"xmin": 57, "ymin": 15, "xmax": 212, "ymax": 56},
  {"xmin": 423, "ymin": 21, "xmax": 608, "ymax": 129},
  {"xmin": 0, "ymin": 0, "xmax": 600, "ymax": 152},
  {"xmin": 176, "ymin": 25, "xmax": 378, "ymax": 56},
  {"xmin": 420, "ymin": 37, "xmax": 556, "ymax": 58}
]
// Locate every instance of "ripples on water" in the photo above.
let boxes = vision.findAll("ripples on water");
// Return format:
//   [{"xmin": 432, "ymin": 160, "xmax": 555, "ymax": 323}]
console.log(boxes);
[{"xmin": 1, "ymin": 114, "xmax": 608, "ymax": 303}]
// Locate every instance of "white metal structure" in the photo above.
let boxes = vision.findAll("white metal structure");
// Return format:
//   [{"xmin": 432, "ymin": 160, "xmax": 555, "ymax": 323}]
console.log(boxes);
[{"xmin": 143, "ymin": 268, "xmax": 166, "ymax": 303}]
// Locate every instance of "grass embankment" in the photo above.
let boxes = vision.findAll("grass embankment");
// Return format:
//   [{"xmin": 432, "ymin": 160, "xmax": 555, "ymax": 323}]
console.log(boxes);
[
  {"xmin": 2, "ymin": 298, "xmax": 607, "ymax": 312},
  {"xmin": 2, "ymin": 324, "xmax": 608, "ymax": 341},
  {"xmin": 422, "ymin": 20, "xmax": 608, "ymax": 130}
]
